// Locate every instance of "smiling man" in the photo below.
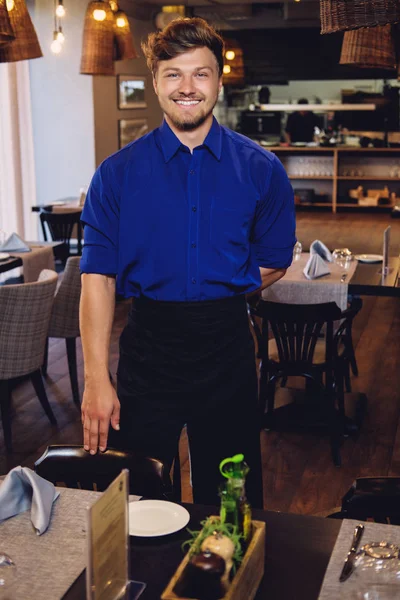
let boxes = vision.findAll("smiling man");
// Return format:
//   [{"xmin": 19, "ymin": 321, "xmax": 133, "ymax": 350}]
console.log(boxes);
[{"xmin": 79, "ymin": 18, "xmax": 296, "ymax": 507}]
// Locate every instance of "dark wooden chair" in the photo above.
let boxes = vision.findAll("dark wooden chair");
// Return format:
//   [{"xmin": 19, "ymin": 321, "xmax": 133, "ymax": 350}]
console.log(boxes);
[
  {"xmin": 327, "ymin": 477, "xmax": 400, "ymax": 525},
  {"xmin": 253, "ymin": 300, "xmax": 353, "ymax": 466},
  {"xmin": 40, "ymin": 211, "xmax": 82, "ymax": 264},
  {"xmin": 34, "ymin": 445, "xmax": 181, "ymax": 501}
]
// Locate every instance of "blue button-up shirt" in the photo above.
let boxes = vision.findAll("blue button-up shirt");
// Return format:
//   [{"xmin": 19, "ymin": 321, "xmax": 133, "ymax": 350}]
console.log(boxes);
[{"xmin": 80, "ymin": 117, "xmax": 296, "ymax": 301}]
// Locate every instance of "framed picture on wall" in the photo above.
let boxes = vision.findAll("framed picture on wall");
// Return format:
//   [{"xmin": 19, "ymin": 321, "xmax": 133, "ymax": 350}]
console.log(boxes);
[
  {"xmin": 118, "ymin": 118, "xmax": 149, "ymax": 148},
  {"xmin": 118, "ymin": 75, "xmax": 147, "ymax": 109}
]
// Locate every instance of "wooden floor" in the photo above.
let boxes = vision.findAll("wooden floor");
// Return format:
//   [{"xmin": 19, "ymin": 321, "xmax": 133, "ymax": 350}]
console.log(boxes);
[{"xmin": 1, "ymin": 211, "xmax": 400, "ymax": 516}]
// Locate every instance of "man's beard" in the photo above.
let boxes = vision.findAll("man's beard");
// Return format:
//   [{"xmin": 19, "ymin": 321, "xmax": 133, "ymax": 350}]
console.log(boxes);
[
  {"xmin": 162, "ymin": 94, "xmax": 218, "ymax": 132},
  {"xmin": 171, "ymin": 111, "xmax": 209, "ymax": 132}
]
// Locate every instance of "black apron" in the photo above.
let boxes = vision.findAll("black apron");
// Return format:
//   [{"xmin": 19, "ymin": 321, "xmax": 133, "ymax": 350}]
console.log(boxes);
[{"xmin": 110, "ymin": 294, "xmax": 263, "ymax": 507}]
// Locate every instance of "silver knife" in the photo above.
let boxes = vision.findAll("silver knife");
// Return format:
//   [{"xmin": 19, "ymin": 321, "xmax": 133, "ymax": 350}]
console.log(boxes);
[{"xmin": 339, "ymin": 524, "xmax": 365, "ymax": 582}]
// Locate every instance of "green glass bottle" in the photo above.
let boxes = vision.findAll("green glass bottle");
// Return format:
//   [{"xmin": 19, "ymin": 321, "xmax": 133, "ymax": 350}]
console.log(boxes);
[{"xmin": 219, "ymin": 454, "xmax": 252, "ymax": 545}]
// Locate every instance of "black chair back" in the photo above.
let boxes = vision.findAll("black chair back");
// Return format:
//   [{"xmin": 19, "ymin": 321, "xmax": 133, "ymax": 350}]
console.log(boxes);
[
  {"xmin": 328, "ymin": 477, "xmax": 400, "ymax": 524},
  {"xmin": 40, "ymin": 211, "xmax": 82, "ymax": 260},
  {"xmin": 256, "ymin": 300, "xmax": 342, "ymax": 376},
  {"xmin": 34, "ymin": 445, "xmax": 176, "ymax": 500}
]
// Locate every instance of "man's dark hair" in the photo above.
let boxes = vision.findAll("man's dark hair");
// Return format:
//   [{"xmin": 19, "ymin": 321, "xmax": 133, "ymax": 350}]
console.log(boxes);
[
  {"xmin": 141, "ymin": 17, "xmax": 224, "ymax": 76},
  {"xmin": 298, "ymin": 98, "xmax": 309, "ymax": 105}
]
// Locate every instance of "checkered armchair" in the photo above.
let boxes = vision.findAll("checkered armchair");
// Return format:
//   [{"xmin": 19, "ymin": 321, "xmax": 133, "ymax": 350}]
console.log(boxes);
[
  {"xmin": 0, "ymin": 269, "xmax": 58, "ymax": 453},
  {"xmin": 43, "ymin": 257, "xmax": 82, "ymax": 407},
  {"xmin": 48, "ymin": 256, "xmax": 81, "ymax": 339}
]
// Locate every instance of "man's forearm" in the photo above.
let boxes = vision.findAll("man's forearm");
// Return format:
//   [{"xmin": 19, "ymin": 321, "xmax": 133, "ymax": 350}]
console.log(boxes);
[
  {"xmin": 80, "ymin": 273, "xmax": 116, "ymax": 383},
  {"xmin": 259, "ymin": 266, "xmax": 286, "ymax": 291},
  {"xmin": 246, "ymin": 267, "xmax": 287, "ymax": 305}
]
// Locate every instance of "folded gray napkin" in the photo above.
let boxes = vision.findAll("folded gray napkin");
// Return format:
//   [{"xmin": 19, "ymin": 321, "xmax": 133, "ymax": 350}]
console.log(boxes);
[
  {"xmin": 0, "ymin": 232, "xmax": 31, "ymax": 253},
  {"xmin": 303, "ymin": 253, "xmax": 331, "ymax": 280},
  {"xmin": 310, "ymin": 239, "xmax": 332, "ymax": 262},
  {"xmin": 0, "ymin": 467, "xmax": 59, "ymax": 535}
]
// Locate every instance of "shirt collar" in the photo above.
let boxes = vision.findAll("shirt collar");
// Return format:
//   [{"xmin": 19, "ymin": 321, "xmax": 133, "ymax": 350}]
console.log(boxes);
[{"xmin": 156, "ymin": 116, "xmax": 222, "ymax": 163}]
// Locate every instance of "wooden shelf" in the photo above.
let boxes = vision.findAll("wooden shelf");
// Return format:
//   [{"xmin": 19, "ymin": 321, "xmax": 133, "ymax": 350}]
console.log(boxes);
[
  {"xmin": 270, "ymin": 147, "xmax": 334, "ymax": 152},
  {"xmin": 289, "ymin": 176, "xmax": 333, "ymax": 180},
  {"xmin": 269, "ymin": 146, "xmax": 400, "ymax": 153},
  {"xmin": 268, "ymin": 146, "xmax": 400, "ymax": 213},
  {"xmin": 338, "ymin": 176, "xmax": 400, "ymax": 181},
  {"xmin": 337, "ymin": 203, "xmax": 394, "ymax": 209},
  {"xmin": 296, "ymin": 203, "xmax": 332, "ymax": 207}
]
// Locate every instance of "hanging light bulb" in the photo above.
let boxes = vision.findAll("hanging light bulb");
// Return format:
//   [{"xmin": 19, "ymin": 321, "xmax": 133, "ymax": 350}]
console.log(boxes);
[
  {"xmin": 55, "ymin": 0, "xmax": 65, "ymax": 18},
  {"xmin": 57, "ymin": 26, "xmax": 64, "ymax": 43},
  {"xmin": 116, "ymin": 13, "xmax": 126, "ymax": 27},
  {"xmin": 51, "ymin": 30, "xmax": 62, "ymax": 53},
  {"xmin": 225, "ymin": 50, "xmax": 235, "ymax": 60},
  {"xmin": 223, "ymin": 64, "xmax": 231, "ymax": 74},
  {"xmin": 6, "ymin": 0, "xmax": 15, "ymax": 11},
  {"xmin": 93, "ymin": 7, "xmax": 106, "ymax": 20}
]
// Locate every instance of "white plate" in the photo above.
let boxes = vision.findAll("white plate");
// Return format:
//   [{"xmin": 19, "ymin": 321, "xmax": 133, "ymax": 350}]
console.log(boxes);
[
  {"xmin": 354, "ymin": 254, "xmax": 383, "ymax": 263},
  {"xmin": 0, "ymin": 252, "xmax": 10, "ymax": 261},
  {"xmin": 128, "ymin": 500, "xmax": 190, "ymax": 537}
]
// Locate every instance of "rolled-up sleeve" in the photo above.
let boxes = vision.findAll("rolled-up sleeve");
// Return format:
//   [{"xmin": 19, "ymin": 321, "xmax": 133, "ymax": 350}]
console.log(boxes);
[
  {"xmin": 252, "ymin": 154, "xmax": 296, "ymax": 269},
  {"xmin": 80, "ymin": 160, "xmax": 120, "ymax": 275}
]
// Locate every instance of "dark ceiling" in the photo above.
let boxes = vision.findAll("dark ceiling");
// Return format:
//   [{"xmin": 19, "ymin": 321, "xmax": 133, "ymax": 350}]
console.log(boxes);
[
  {"xmin": 120, "ymin": 0, "xmax": 321, "ymax": 29},
  {"xmin": 119, "ymin": 0, "xmax": 398, "ymax": 82}
]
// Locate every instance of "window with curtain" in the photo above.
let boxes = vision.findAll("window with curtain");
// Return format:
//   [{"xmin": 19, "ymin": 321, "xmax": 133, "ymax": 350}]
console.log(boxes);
[{"xmin": 0, "ymin": 61, "xmax": 37, "ymax": 241}]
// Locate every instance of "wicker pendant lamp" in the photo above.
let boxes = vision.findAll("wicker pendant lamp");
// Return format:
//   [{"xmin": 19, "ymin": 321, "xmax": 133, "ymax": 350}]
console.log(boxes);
[
  {"xmin": 0, "ymin": 0, "xmax": 42, "ymax": 63},
  {"xmin": 321, "ymin": 0, "xmax": 400, "ymax": 35},
  {"xmin": 113, "ymin": 8, "xmax": 137, "ymax": 60},
  {"xmin": 80, "ymin": 0, "xmax": 115, "ymax": 75},
  {"xmin": 0, "ymin": 0, "xmax": 15, "ymax": 45},
  {"xmin": 340, "ymin": 24, "xmax": 396, "ymax": 69}
]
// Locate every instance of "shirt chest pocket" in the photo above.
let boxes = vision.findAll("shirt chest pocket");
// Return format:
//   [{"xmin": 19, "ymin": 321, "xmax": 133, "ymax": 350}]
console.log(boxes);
[{"xmin": 210, "ymin": 201, "xmax": 252, "ymax": 251}]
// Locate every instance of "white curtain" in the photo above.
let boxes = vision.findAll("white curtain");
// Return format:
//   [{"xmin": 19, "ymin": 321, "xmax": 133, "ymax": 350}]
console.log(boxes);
[{"xmin": 0, "ymin": 61, "xmax": 37, "ymax": 240}]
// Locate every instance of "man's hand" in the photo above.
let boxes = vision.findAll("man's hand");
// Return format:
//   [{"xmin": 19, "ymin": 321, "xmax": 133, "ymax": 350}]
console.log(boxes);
[{"xmin": 81, "ymin": 379, "xmax": 120, "ymax": 454}]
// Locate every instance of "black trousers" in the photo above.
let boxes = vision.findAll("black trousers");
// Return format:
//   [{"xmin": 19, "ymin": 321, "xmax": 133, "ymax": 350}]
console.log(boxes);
[{"xmin": 109, "ymin": 294, "xmax": 263, "ymax": 508}]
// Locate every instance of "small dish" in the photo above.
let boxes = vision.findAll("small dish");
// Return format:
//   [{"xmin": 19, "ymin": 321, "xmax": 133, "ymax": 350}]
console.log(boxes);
[
  {"xmin": 354, "ymin": 254, "xmax": 384, "ymax": 263},
  {"xmin": 0, "ymin": 252, "xmax": 10, "ymax": 261},
  {"xmin": 129, "ymin": 500, "xmax": 190, "ymax": 537}
]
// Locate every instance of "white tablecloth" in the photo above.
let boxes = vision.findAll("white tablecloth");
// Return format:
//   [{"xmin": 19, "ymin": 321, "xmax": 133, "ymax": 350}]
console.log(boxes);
[
  {"xmin": 262, "ymin": 253, "xmax": 358, "ymax": 311},
  {"xmin": 0, "ymin": 486, "xmax": 141, "ymax": 600},
  {"xmin": 318, "ymin": 518, "xmax": 400, "ymax": 599}
]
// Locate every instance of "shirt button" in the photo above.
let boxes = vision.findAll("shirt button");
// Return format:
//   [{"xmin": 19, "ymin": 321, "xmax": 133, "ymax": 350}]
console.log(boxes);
[
  {"xmin": 191, "ymin": 278, "xmax": 196, "ymax": 284},
  {"xmin": 192, "ymin": 206, "xmax": 197, "ymax": 212},
  {"xmin": 191, "ymin": 242, "xmax": 196, "ymax": 248},
  {"xmin": 189, "ymin": 169, "xmax": 195, "ymax": 175}
]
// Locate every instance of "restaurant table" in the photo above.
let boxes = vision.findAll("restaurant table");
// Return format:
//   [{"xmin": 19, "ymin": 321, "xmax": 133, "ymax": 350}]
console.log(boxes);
[
  {"xmin": 0, "ymin": 241, "xmax": 65, "ymax": 282},
  {"xmin": 63, "ymin": 502, "xmax": 341, "ymax": 600},
  {"xmin": 31, "ymin": 197, "xmax": 83, "ymax": 214},
  {"xmin": 263, "ymin": 254, "xmax": 400, "ymax": 308},
  {"xmin": 349, "ymin": 256, "xmax": 400, "ymax": 297}
]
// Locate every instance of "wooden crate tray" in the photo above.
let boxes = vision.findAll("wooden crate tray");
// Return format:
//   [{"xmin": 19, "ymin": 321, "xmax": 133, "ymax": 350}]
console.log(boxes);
[{"xmin": 161, "ymin": 518, "xmax": 266, "ymax": 600}]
